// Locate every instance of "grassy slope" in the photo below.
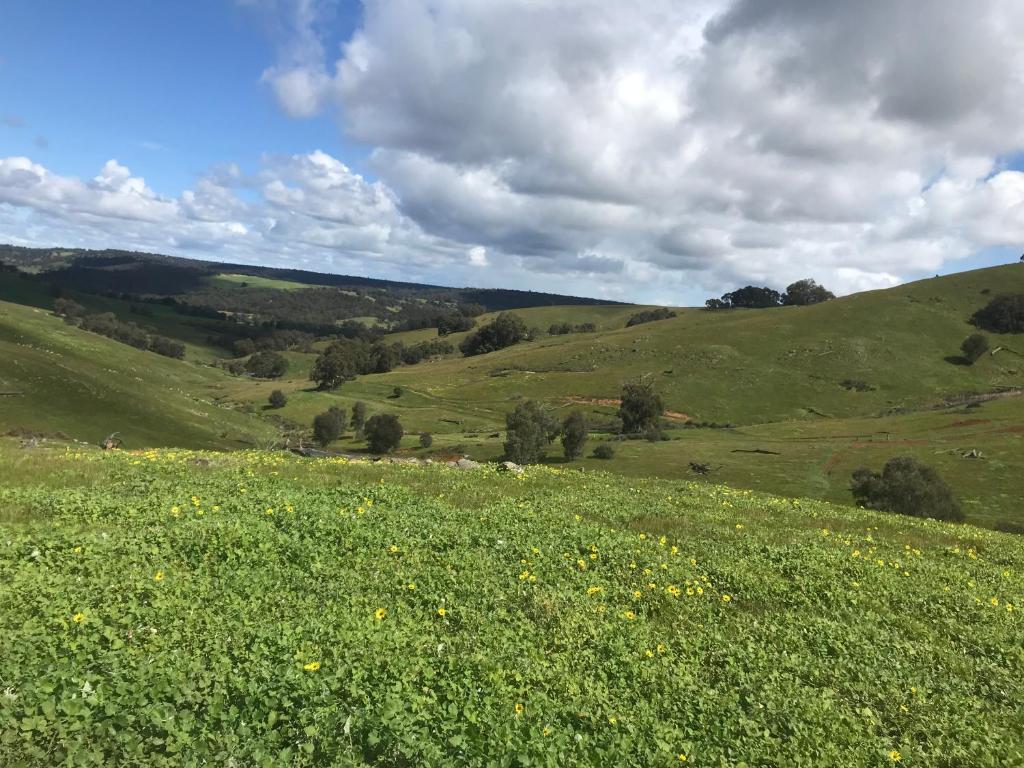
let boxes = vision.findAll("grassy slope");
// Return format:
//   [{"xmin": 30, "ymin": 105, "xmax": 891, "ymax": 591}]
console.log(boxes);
[
  {"xmin": 0, "ymin": 299, "xmax": 275, "ymax": 449},
  {"xmin": 0, "ymin": 443, "xmax": 1021, "ymax": 765}
]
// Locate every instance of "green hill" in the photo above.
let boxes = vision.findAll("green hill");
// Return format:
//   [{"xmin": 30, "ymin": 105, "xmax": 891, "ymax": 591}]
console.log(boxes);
[{"xmin": 1, "ymin": 443, "xmax": 1021, "ymax": 765}]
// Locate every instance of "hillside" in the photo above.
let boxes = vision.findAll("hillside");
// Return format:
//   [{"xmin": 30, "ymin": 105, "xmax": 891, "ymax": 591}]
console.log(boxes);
[{"xmin": 1, "ymin": 443, "xmax": 1021, "ymax": 766}]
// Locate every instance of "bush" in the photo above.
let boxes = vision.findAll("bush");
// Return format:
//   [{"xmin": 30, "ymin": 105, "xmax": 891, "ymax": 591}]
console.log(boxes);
[
  {"xmin": 504, "ymin": 400, "xmax": 559, "ymax": 464},
  {"xmin": 312, "ymin": 406, "xmax": 346, "ymax": 447},
  {"xmin": 840, "ymin": 379, "xmax": 875, "ymax": 392},
  {"xmin": 619, "ymin": 380, "xmax": 663, "ymax": 434},
  {"xmin": 437, "ymin": 313, "xmax": 476, "ymax": 336},
  {"xmin": 970, "ymin": 294, "xmax": 1024, "ymax": 333},
  {"xmin": 850, "ymin": 457, "xmax": 963, "ymax": 522},
  {"xmin": 245, "ymin": 351, "xmax": 288, "ymax": 379},
  {"xmin": 419, "ymin": 432, "xmax": 433, "ymax": 449},
  {"xmin": 365, "ymin": 414, "xmax": 404, "ymax": 453},
  {"xmin": 625, "ymin": 308, "xmax": 676, "ymax": 327},
  {"xmin": 392, "ymin": 386, "xmax": 404, "ymax": 398},
  {"xmin": 960, "ymin": 333, "xmax": 989, "ymax": 364},
  {"xmin": 268, "ymin": 389, "xmax": 288, "ymax": 409},
  {"xmin": 705, "ymin": 286, "xmax": 782, "ymax": 310},
  {"xmin": 593, "ymin": 443, "xmax": 616, "ymax": 459},
  {"xmin": 561, "ymin": 411, "xmax": 588, "ymax": 460},
  {"xmin": 460, "ymin": 313, "xmax": 529, "ymax": 356}
]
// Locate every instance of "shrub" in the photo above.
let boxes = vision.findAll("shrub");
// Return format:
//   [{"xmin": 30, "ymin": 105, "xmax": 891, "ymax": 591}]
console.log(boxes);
[
  {"xmin": 268, "ymin": 390, "xmax": 287, "ymax": 409},
  {"xmin": 625, "ymin": 308, "xmax": 676, "ymax": 327},
  {"xmin": 561, "ymin": 411, "xmax": 588, "ymax": 460},
  {"xmin": 504, "ymin": 400, "xmax": 559, "ymax": 464},
  {"xmin": 392, "ymin": 386, "xmax": 404, "ymax": 398},
  {"xmin": 619, "ymin": 380, "xmax": 663, "ymax": 434},
  {"xmin": 970, "ymin": 294, "xmax": 1024, "ymax": 333},
  {"xmin": 840, "ymin": 379, "xmax": 875, "ymax": 392},
  {"xmin": 437, "ymin": 313, "xmax": 476, "ymax": 336},
  {"xmin": 593, "ymin": 443, "xmax": 616, "ymax": 459},
  {"xmin": 960, "ymin": 333, "xmax": 989, "ymax": 364},
  {"xmin": 365, "ymin": 414, "xmax": 404, "ymax": 453},
  {"xmin": 312, "ymin": 406, "xmax": 346, "ymax": 447},
  {"xmin": 460, "ymin": 313, "xmax": 529, "ymax": 356},
  {"xmin": 245, "ymin": 351, "xmax": 288, "ymax": 379},
  {"xmin": 850, "ymin": 457, "xmax": 963, "ymax": 522},
  {"xmin": 419, "ymin": 432, "xmax": 433, "ymax": 449}
]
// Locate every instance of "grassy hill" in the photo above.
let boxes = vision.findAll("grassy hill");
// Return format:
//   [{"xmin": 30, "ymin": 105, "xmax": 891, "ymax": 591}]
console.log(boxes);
[
  {"xmin": 1, "ymin": 443, "xmax": 1021, "ymax": 765},
  {"xmin": 0, "ymin": 299, "xmax": 275, "ymax": 449}
]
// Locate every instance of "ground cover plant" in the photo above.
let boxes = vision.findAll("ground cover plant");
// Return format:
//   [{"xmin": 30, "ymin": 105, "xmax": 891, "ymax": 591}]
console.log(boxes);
[{"xmin": 0, "ymin": 443, "xmax": 1021, "ymax": 766}]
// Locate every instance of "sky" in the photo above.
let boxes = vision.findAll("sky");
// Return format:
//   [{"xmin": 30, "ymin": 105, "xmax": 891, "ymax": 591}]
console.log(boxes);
[{"xmin": 1, "ymin": 1, "xmax": 1023, "ymax": 305}]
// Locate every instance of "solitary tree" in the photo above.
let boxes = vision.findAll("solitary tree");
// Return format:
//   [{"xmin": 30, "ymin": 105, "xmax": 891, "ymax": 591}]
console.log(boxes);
[
  {"xmin": 365, "ymin": 414, "xmax": 404, "ymax": 453},
  {"xmin": 268, "ymin": 389, "xmax": 288, "ymax": 409},
  {"xmin": 618, "ymin": 379, "xmax": 663, "ymax": 434},
  {"xmin": 504, "ymin": 400, "xmax": 559, "ymax": 464},
  {"xmin": 312, "ymin": 406, "xmax": 346, "ymax": 447},
  {"xmin": 245, "ymin": 351, "xmax": 288, "ymax": 379},
  {"xmin": 960, "ymin": 333, "xmax": 989, "ymax": 364},
  {"xmin": 561, "ymin": 411, "xmax": 588, "ymax": 460},
  {"xmin": 310, "ymin": 347, "xmax": 357, "ymax": 390},
  {"xmin": 782, "ymin": 279, "xmax": 836, "ymax": 306},
  {"xmin": 850, "ymin": 457, "xmax": 963, "ymax": 522},
  {"xmin": 350, "ymin": 401, "xmax": 367, "ymax": 434},
  {"xmin": 419, "ymin": 432, "xmax": 433, "ymax": 449}
]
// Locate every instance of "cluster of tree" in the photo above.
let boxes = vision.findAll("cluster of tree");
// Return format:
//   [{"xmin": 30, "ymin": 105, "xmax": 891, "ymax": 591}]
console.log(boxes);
[
  {"xmin": 459, "ymin": 313, "xmax": 530, "ymax": 356},
  {"xmin": 851, "ymin": 457, "xmax": 963, "ymax": 522},
  {"xmin": 705, "ymin": 279, "xmax": 834, "ymax": 310},
  {"xmin": 625, "ymin": 308, "xmax": 676, "ymax": 327},
  {"xmin": 244, "ymin": 351, "xmax": 289, "ymax": 379},
  {"xmin": 548, "ymin": 322, "xmax": 597, "ymax": 335},
  {"xmin": 436, "ymin": 313, "xmax": 477, "ymax": 336},
  {"xmin": 970, "ymin": 294, "xmax": 1024, "ymax": 333},
  {"xmin": 310, "ymin": 338, "xmax": 455, "ymax": 389},
  {"xmin": 53, "ymin": 299, "xmax": 185, "ymax": 359},
  {"xmin": 310, "ymin": 404, "xmax": 403, "ymax": 453},
  {"xmin": 232, "ymin": 330, "xmax": 316, "ymax": 357}
]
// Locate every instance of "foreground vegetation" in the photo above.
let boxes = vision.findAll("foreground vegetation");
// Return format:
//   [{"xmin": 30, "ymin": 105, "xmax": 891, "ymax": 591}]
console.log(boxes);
[{"xmin": 0, "ymin": 443, "xmax": 1021, "ymax": 766}]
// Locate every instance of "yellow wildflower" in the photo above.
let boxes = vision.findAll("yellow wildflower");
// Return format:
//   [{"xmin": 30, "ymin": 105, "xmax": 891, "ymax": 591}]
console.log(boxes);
[
  {"xmin": 374, "ymin": 608, "xmax": 387, "ymax": 621},
  {"xmin": 437, "ymin": 607, "xmax": 447, "ymax": 617},
  {"xmin": 586, "ymin": 586, "xmax": 602, "ymax": 596},
  {"xmin": 622, "ymin": 610, "xmax": 636, "ymax": 620},
  {"xmin": 721, "ymin": 594, "xmax": 732, "ymax": 602},
  {"xmin": 514, "ymin": 703, "xmax": 524, "ymax": 715},
  {"xmin": 889, "ymin": 750, "xmax": 902, "ymax": 762},
  {"xmin": 72, "ymin": 612, "xmax": 86, "ymax": 624},
  {"xmin": 303, "ymin": 661, "xmax": 321, "ymax": 671},
  {"xmin": 154, "ymin": 571, "xmax": 165, "ymax": 582}
]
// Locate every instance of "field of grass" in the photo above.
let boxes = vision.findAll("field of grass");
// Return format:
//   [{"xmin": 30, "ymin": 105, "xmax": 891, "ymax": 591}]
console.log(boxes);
[
  {"xmin": 207, "ymin": 273, "xmax": 320, "ymax": 291},
  {"xmin": 0, "ymin": 442, "xmax": 1020, "ymax": 765},
  {"xmin": 0, "ymin": 299, "xmax": 275, "ymax": 449}
]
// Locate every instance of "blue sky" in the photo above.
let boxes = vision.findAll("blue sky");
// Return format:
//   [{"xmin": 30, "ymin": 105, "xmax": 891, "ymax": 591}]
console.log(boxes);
[
  {"xmin": 0, "ymin": 1, "xmax": 366, "ymax": 192},
  {"xmin": 0, "ymin": 1, "xmax": 1022, "ymax": 303}
]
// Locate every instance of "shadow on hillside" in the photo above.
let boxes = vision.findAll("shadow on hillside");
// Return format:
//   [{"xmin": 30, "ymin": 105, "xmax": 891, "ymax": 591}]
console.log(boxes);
[{"xmin": 943, "ymin": 355, "xmax": 971, "ymax": 367}]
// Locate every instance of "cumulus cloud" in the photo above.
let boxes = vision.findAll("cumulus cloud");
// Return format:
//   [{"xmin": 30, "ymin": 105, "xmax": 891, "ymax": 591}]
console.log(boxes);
[
  {"xmin": 5, "ymin": 1, "xmax": 1024, "ymax": 303},
  {"xmin": 245, "ymin": 0, "xmax": 1024, "ymax": 300}
]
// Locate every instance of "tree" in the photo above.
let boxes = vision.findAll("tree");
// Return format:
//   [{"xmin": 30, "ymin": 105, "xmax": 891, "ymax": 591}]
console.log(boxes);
[
  {"xmin": 459, "ymin": 313, "xmax": 529, "ymax": 356},
  {"xmin": 53, "ymin": 297, "xmax": 86, "ymax": 323},
  {"xmin": 705, "ymin": 286, "xmax": 782, "ymax": 309},
  {"xmin": 850, "ymin": 457, "xmax": 963, "ymax": 522},
  {"xmin": 970, "ymin": 294, "xmax": 1024, "ymax": 333},
  {"xmin": 419, "ymin": 432, "xmax": 433, "ymax": 449},
  {"xmin": 312, "ymin": 406, "xmax": 346, "ymax": 447},
  {"xmin": 960, "ymin": 334, "xmax": 989, "ymax": 364},
  {"xmin": 437, "ymin": 313, "xmax": 475, "ymax": 336},
  {"xmin": 782, "ymin": 279, "xmax": 835, "ymax": 306},
  {"xmin": 561, "ymin": 411, "xmax": 588, "ymax": 460},
  {"xmin": 365, "ymin": 414, "xmax": 404, "ymax": 453},
  {"xmin": 625, "ymin": 308, "xmax": 677, "ymax": 327},
  {"xmin": 504, "ymin": 400, "xmax": 559, "ymax": 464},
  {"xmin": 350, "ymin": 401, "xmax": 367, "ymax": 433},
  {"xmin": 245, "ymin": 351, "xmax": 288, "ymax": 379},
  {"xmin": 618, "ymin": 379, "xmax": 663, "ymax": 434},
  {"xmin": 310, "ymin": 347, "xmax": 357, "ymax": 390},
  {"xmin": 268, "ymin": 389, "xmax": 288, "ymax": 409}
]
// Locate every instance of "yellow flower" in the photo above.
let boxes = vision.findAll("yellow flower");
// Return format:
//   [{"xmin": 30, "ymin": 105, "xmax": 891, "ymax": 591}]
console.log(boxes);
[
  {"xmin": 686, "ymin": 587, "xmax": 694, "ymax": 596},
  {"xmin": 212, "ymin": 505, "xmax": 220, "ymax": 512},
  {"xmin": 356, "ymin": 506, "xmax": 365, "ymax": 515},
  {"xmin": 633, "ymin": 590, "xmax": 642, "ymax": 599},
  {"xmin": 389, "ymin": 545, "xmax": 400, "ymax": 553},
  {"xmin": 644, "ymin": 650, "xmax": 654, "ymax": 658},
  {"xmin": 72, "ymin": 612, "xmax": 86, "ymax": 624},
  {"xmin": 721, "ymin": 594, "xmax": 732, "ymax": 602},
  {"xmin": 622, "ymin": 610, "xmax": 636, "ymax": 620},
  {"xmin": 542, "ymin": 727, "xmax": 552, "ymax": 737},
  {"xmin": 586, "ymin": 586, "xmax": 602, "ymax": 595},
  {"xmin": 519, "ymin": 571, "xmax": 530, "ymax": 581},
  {"xmin": 589, "ymin": 553, "xmax": 598, "ymax": 560},
  {"xmin": 374, "ymin": 608, "xmax": 387, "ymax": 621},
  {"xmin": 889, "ymin": 750, "xmax": 902, "ymax": 763},
  {"xmin": 577, "ymin": 559, "xmax": 587, "ymax": 570},
  {"xmin": 689, "ymin": 558, "xmax": 697, "ymax": 566},
  {"xmin": 303, "ymin": 661, "xmax": 321, "ymax": 672},
  {"xmin": 735, "ymin": 524, "xmax": 744, "ymax": 530},
  {"xmin": 990, "ymin": 596, "xmax": 1000, "ymax": 606},
  {"xmin": 514, "ymin": 703, "xmax": 524, "ymax": 715},
  {"xmin": 73, "ymin": 546, "xmax": 82, "ymax": 554},
  {"xmin": 407, "ymin": 583, "xmax": 417, "ymax": 590},
  {"xmin": 678, "ymin": 754, "xmax": 688, "ymax": 763},
  {"xmin": 437, "ymin": 607, "xmax": 447, "ymax": 617},
  {"xmin": 696, "ymin": 587, "xmax": 704, "ymax": 595},
  {"xmin": 529, "ymin": 575, "xmax": 537, "ymax": 583},
  {"xmin": 171, "ymin": 506, "xmax": 180, "ymax": 516},
  {"xmin": 657, "ymin": 643, "xmax": 666, "ymax": 654},
  {"xmin": 154, "ymin": 571, "xmax": 165, "ymax": 582}
]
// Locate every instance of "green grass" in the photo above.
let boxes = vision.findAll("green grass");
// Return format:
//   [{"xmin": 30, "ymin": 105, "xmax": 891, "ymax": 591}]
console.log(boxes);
[
  {"xmin": 0, "ymin": 299, "xmax": 276, "ymax": 449},
  {"xmin": 0, "ymin": 443, "xmax": 1021, "ymax": 765},
  {"xmin": 207, "ymin": 273, "xmax": 318, "ymax": 291}
]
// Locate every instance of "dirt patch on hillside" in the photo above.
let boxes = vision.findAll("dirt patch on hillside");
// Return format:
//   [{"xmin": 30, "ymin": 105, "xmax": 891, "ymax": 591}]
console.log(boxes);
[
  {"xmin": 999, "ymin": 425, "xmax": 1024, "ymax": 434},
  {"xmin": 564, "ymin": 396, "xmax": 690, "ymax": 421},
  {"xmin": 943, "ymin": 419, "xmax": 991, "ymax": 428}
]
